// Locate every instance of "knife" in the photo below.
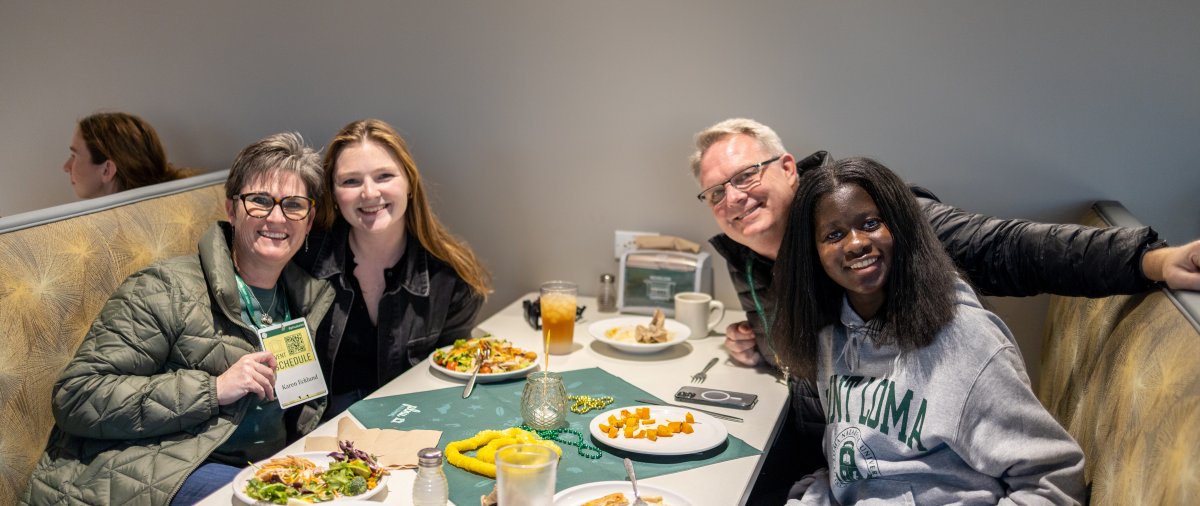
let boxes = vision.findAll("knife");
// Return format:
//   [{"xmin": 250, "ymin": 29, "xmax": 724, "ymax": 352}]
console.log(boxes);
[
  {"xmin": 635, "ymin": 398, "xmax": 743, "ymax": 423},
  {"xmin": 462, "ymin": 344, "xmax": 487, "ymax": 398}
]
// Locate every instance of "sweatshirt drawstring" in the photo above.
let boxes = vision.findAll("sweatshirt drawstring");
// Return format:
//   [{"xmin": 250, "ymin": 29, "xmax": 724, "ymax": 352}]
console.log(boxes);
[{"xmin": 837, "ymin": 329, "xmax": 862, "ymax": 372}]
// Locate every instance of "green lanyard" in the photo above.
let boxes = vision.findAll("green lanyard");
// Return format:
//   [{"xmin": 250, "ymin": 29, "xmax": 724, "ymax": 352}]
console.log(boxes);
[
  {"xmin": 234, "ymin": 275, "xmax": 291, "ymax": 328},
  {"xmin": 746, "ymin": 257, "xmax": 771, "ymax": 335},
  {"xmin": 747, "ymin": 257, "xmax": 790, "ymax": 379}
]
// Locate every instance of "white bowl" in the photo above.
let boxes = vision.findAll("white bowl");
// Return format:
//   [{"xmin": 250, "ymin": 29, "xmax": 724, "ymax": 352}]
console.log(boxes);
[{"xmin": 588, "ymin": 316, "xmax": 690, "ymax": 354}]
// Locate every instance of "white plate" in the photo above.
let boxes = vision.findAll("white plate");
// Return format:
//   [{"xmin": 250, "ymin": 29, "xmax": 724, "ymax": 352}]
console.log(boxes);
[
  {"xmin": 554, "ymin": 481, "xmax": 692, "ymax": 506},
  {"xmin": 429, "ymin": 343, "xmax": 540, "ymax": 382},
  {"xmin": 232, "ymin": 452, "xmax": 388, "ymax": 504},
  {"xmin": 588, "ymin": 317, "xmax": 691, "ymax": 354},
  {"xmin": 588, "ymin": 405, "xmax": 727, "ymax": 456}
]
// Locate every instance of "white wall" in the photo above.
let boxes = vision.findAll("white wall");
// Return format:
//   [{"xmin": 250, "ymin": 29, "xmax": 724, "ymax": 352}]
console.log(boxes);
[{"xmin": 4, "ymin": 1, "xmax": 1198, "ymax": 384}]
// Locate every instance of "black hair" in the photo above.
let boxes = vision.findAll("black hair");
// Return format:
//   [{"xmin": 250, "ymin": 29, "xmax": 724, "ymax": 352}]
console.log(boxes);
[{"xmin": 769, "ymin": 157, "xmax": 958, "ymax": 378}]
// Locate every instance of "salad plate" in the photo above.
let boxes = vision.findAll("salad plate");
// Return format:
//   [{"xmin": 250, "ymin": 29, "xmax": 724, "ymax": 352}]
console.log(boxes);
[
  {"xmin": 588, "ymin": 316, "xmax": 690, "ymax": 354},
  {"xmin": 588, "ymin": 405, "xmax": 727, "ymax": 456},
  {"xmin": 233, "ymin": 451, "xmax": 388, "ymax": 504},
  {"xmin": 429, "ymin": 337, "xmax": 539, "ymax": 383},
  {"xmin": 554, "ymin": 481, "xmax": 692, "ymax": 506}
]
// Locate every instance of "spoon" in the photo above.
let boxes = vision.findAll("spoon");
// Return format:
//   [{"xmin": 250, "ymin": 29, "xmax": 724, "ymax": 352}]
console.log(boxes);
[{"xmin": 623, "ymin": 457, "xmax": 648, "ymax": 506}]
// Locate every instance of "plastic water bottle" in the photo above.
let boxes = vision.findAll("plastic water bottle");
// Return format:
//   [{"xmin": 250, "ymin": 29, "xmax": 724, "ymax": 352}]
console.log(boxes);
[{"xmin": 412, "ymin": 447, "xmax": 449, "ymax": 506}]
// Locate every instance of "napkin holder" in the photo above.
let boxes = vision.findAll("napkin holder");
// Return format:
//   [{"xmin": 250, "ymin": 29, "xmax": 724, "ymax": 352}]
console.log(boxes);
[{"xmin": 617, "ymin": 250, "xmax": 712, "ymax": 316}]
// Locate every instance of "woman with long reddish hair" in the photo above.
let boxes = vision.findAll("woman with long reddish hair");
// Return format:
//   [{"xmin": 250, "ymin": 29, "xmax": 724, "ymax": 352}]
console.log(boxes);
[{"xmin": 295, "ymin": 118, "xmax": 491, "ymax": 416}]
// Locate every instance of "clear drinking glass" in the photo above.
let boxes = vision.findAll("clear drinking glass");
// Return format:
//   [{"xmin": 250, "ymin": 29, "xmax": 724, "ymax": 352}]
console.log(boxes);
[
  {"xmin": 521, "ymin": 371, "xmax": 568, "ymax": 430},
  {"xmin": 495, "ymin": 443, "xmax": 559, "ymax": 506},
  {"xmin": 540, "ymin": 281, "xmax": 577, "ymax": 358}
]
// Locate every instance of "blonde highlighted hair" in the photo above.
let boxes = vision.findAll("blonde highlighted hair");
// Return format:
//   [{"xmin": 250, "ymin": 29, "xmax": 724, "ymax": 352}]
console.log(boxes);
[
  {"xmin": 318, "ymin": 119, "xmax": 492, "ymax": 297},
  {"xmin": 689, "ymin": 118, "xmax": 786, "ymax": 181}
]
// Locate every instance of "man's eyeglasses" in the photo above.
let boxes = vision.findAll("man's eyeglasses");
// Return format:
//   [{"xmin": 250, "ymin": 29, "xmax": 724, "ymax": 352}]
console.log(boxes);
[
  {"xmin": 696, "ymin": 155, "xmax": 782, "ymax": 206},
  {"xmin": 233, "ymin": 193, "xmax": 315, "ymax": 221}
]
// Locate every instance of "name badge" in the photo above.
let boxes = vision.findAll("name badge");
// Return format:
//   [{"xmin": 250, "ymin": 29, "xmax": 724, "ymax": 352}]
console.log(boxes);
[{"xmin": 257, "ymin": 317, "xmax": 328, "ymax": 409}]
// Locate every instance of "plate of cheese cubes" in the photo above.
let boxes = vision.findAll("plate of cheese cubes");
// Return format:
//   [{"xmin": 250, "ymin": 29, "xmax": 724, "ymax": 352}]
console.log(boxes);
[{"xmin": 587, "ymin": 405, "xmax": 727, "ymax": 456}]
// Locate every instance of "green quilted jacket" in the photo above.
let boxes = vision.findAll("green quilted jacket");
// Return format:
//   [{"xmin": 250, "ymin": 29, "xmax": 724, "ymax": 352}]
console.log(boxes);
[{"xmin": 21, "ymin": 222, "xmax": 335, "ymax": 505}]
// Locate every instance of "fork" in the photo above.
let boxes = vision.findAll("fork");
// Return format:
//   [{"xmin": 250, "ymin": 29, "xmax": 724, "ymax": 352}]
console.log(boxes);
[
  {"xmin": 462, "ymin": 343, "xmax": 490, "ymax": 398},
  {"xmin": 691, "ymin": 357, "xmax": 719, "ymax": 384},
  {"xmin": 623, "ymin": 458, "xmax": 648, "ymax": 506}
]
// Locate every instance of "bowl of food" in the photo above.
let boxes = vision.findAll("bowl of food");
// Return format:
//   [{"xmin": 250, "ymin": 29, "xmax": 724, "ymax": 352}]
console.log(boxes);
[
  {"xmin": 588, "ymin": 311, "xmax": 690, "ymax": 354},
  {"xmin": 430, "ymin": 336, "xmax": 539, "ymax": 382}
]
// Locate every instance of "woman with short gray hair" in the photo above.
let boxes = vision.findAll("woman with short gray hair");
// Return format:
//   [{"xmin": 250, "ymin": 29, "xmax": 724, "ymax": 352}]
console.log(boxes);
[{"xmin": 23, "ymin": 132, "xmax": 335, "ymax": 505}]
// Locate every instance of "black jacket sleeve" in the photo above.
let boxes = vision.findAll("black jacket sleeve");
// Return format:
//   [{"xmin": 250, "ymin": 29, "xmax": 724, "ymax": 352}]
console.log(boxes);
[{"xmin": 918, "ymin": 191, "xmax": 1159, "ymax": 297}]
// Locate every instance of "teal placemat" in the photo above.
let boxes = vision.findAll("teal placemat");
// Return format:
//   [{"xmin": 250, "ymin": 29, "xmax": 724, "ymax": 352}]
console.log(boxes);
[{"xmin": 348, "ymin": 367, "xmax": 760, "ymax": 505}]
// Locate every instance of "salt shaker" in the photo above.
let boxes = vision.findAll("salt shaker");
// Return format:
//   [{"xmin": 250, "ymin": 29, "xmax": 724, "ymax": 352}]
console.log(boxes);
[
  {"xmin": 412, "ymin": 447, "xmax": 449, "ymax": 506},
  {"xmin": 598, "ymin": 273, "xmax": 617, "ymax": 312}
]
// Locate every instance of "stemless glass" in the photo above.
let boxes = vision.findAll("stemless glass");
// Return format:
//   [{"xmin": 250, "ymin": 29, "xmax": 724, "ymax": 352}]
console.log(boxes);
[
  {"xmin": 495, "ymin": 443, "xmax": 559, "ymax": 506},
  {"xmin": 521, "ymin": 371, "xmax": 568, "ymax": 430},
  {"xmin": 540, "ymin": 281, "xmax": 577, "ymax": 360}
]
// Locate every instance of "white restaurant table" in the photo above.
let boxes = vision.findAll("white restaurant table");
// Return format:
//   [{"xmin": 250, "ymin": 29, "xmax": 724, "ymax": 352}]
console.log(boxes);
[{"xmin": 201, "ymin": 295, "xmax": 790, "ymax": 505}]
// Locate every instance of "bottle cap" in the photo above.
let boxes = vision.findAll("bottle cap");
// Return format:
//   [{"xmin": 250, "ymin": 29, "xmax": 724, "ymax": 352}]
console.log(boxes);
[
  {"xmin": 600, "ymin": 273, "xmax": 614, "ymax": 282},
  {"xmin": 417, "ymin": 447, "xmax": 443, "ymax": 466}
]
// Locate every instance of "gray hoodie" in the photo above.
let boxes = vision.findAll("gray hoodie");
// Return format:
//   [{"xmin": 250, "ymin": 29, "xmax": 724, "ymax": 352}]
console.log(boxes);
[{"xmin": 793, "ymin": 278, "xmax": 1086, "ymax": 505}]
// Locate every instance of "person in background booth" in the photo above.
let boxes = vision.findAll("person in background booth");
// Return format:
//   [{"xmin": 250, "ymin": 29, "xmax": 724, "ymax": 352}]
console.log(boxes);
[
  {"xmin": 63, "ymin": 111, "xmax": 194, "ymax": 199},
  {"xmin": 23, "ymin": 132, "xmax": 333, "ymax": 505},
  {"xmin": 690, "ymin": 117, "xmax": 1200, "ymax": 501},
  {"xmin": 774, "ymin": 157, "xmax": 1084, "ymax": 504},
  {"xmin": 293, "ymin": 118, "xmax": 491, "ymax": 417}
]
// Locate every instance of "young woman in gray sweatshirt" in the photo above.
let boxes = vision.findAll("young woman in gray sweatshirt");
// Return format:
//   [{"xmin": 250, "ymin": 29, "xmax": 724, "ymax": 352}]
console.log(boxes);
[{"xmin": 771, "ymin": 157, "xmax": 1086, "ymax": 505}]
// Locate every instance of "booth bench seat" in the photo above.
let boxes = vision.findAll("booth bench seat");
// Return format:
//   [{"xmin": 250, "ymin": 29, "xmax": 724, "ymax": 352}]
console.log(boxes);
[
  {"xmin": 0, "ymin": 172, "xmax": 229, "ymax": 503},
  {"xmin": 1039, "ymin": 200, "xmax": 1200, "ymax": 505}
]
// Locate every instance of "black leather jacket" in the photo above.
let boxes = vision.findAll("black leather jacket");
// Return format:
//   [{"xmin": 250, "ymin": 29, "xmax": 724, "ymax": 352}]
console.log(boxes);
[
  {"xmin": 710, "ymin": 150, "xmax": 1161, "ymax": 470},
  {"xmin": 295, "ymin": 218, "xmax": 484, "ymax": 391}
]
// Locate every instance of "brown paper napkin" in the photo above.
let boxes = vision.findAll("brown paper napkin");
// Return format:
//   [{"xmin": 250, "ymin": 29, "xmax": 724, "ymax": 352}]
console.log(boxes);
[
  {"xmin": 634, "ymin": 235, "xmax": 701, "ymax": 253},
  {"xmin": 305, "ymin": 417, "xmax": 442, "ymax": 469}
]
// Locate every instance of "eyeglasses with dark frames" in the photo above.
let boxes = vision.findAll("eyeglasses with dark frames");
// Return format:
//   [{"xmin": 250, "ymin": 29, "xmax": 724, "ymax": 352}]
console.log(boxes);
[
  {"xmin": 696, "ymin": 155, "xmax": 783, "ymax": 206},
  {"xmin": 233, "ymin": 192, "xmax": 315, "ymax": 221}
]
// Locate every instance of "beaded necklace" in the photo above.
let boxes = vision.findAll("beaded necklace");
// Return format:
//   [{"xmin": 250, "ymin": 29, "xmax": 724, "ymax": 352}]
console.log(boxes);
[{"xmin": 518, "ymin": 424, "xmax": 603, "ymax": 459}]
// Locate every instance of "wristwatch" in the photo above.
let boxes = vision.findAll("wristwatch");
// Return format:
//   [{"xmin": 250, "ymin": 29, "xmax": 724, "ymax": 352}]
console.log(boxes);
[{"xmin": 1141, "ymin": 239, "xmax": 1170, "ymax": 287}]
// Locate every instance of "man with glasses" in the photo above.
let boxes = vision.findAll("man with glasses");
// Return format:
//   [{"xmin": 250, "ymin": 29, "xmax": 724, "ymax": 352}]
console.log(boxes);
[{"xmin": 691, "ymin": 117, "xmax": 1200, "ymax": 500}]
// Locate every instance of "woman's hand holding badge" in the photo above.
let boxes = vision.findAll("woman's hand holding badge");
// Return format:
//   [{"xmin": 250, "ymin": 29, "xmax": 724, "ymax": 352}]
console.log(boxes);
[{"xmin": 216, "ymin": 351, "xmax": 278, "ymax": 405}]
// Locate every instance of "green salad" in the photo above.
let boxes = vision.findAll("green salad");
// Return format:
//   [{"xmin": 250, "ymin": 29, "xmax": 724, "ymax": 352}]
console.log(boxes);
[{"xmin": 243, "ymin": 441, "xmax": 386, "ymax": 504}]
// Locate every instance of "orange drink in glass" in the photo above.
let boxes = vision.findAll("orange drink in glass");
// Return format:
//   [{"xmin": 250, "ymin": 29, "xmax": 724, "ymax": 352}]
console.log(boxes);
[{"xmin": 540, "ymin": 281, "xmax": 577, "ymax": 359}]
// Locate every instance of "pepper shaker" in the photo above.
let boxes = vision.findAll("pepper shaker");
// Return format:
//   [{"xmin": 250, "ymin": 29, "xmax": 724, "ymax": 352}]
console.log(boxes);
[{"xmin": 597, "ymin": 273, "xmax": 617, "ymax": 312}]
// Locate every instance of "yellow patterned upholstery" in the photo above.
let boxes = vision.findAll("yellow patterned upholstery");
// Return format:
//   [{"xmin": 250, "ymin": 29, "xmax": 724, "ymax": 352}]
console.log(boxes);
[
  {"xmin": 1039, "ymin": 202, "xmax": 1200, "ymax": 505},
  {"xmin": 0, "ymin": 183, "xmax": 227, "ymax": 503}
]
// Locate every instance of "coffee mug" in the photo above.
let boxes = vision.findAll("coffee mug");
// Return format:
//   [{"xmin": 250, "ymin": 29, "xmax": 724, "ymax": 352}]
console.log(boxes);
[{"xmin": 674, "ymin": 292, "xmax": 725, "ymax": 339}]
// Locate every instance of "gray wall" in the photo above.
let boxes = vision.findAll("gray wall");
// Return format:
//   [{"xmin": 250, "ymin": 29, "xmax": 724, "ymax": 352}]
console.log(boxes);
[{"xmin": 4, "ymin": 1, "xmax": 1198, "ymax": 384}]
